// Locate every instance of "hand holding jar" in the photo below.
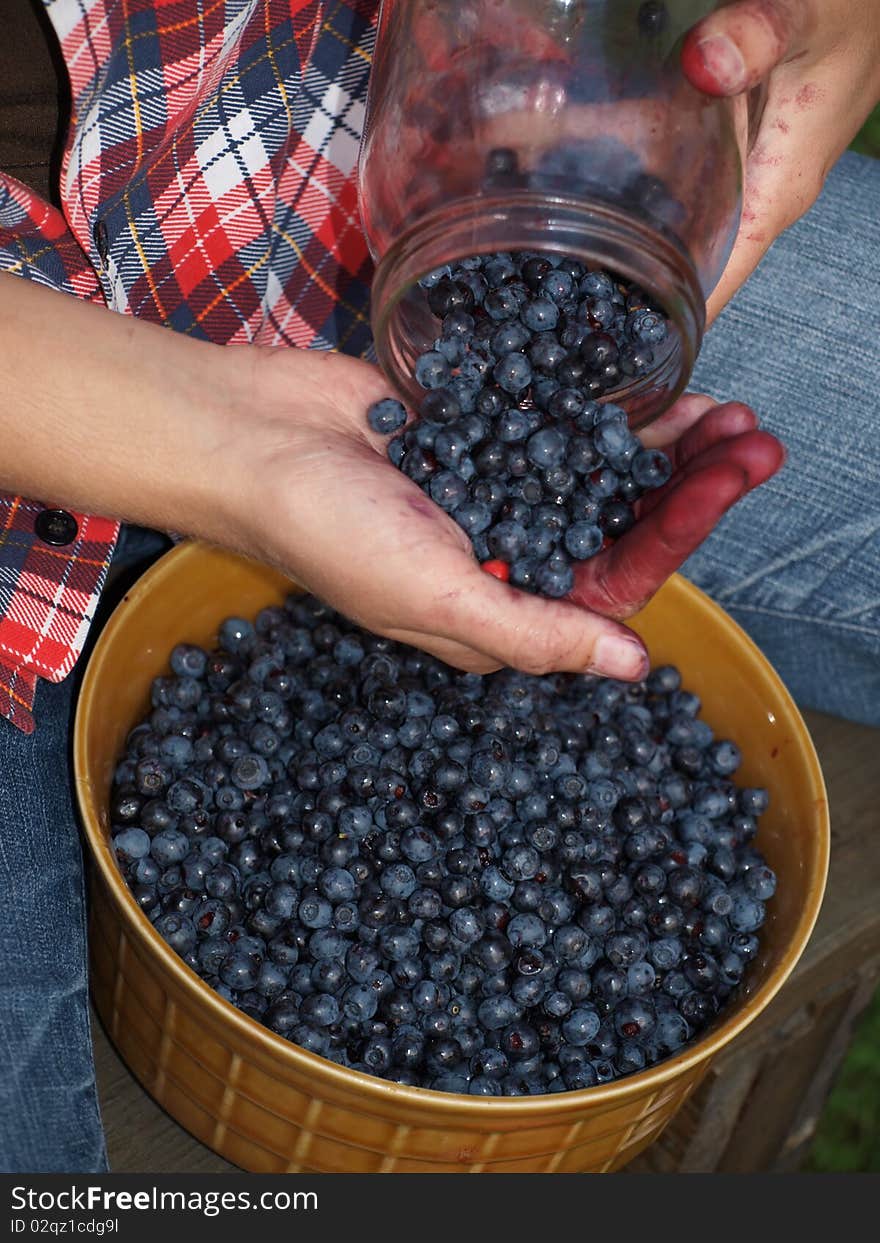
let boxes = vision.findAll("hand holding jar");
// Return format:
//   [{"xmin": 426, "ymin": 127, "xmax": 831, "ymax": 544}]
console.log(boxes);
[{"xmin": 681, "ymin": 0, "xmax": 880, "ymax": 322}]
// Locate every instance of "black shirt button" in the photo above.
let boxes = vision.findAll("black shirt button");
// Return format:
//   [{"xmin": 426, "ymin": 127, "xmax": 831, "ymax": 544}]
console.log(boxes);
[
  {"xmin": 35, "ymin": 509, "xmax": 79, "ymax": 547},
  {"xmin": 94, "ymin": 219, "xmax": 109, "ymax": 264}
]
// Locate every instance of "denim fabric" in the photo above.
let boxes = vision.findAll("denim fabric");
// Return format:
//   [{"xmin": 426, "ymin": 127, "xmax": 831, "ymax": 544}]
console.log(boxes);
[
  {"xmin": 1, "ymin": 154, "xmax": 877, "ymax": 1173},
  {"xmin": 686, "ymin": 151, "xmax": 880, "ymax": 726},
  {"xmin": 0, "ymin": 667, "xmax": 106, "ymax": 1173},
  {"xmin": 0, "ymin": 526, "xmax": 169, "ymax": 1172}
]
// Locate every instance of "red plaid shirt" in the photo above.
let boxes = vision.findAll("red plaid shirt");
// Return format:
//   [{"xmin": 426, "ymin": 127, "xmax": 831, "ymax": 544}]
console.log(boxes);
[{"xmin": 0, "ymin": 0, "xmax": 377, "ymax": 733}]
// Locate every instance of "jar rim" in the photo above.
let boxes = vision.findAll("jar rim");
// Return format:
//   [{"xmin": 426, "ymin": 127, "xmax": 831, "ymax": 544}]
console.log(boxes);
[{"xmin": 369, "ymin": 190, "xmax": 706, "ymax": 428}]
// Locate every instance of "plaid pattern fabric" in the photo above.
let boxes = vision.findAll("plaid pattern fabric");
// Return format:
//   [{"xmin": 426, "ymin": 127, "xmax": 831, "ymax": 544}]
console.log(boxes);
[{"xmin": 0, "ymin": 0, "xmax": 377, "ymax": 733}]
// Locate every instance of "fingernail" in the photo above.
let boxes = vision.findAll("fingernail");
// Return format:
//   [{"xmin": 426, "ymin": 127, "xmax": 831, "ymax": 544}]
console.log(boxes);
[
  {"xmin": 697, "ymin": 34, "xmax": 746, "ymax": 93},
  {"xmin": 589, "ymin": 634, "xmax": 649, "ymax": 681}
]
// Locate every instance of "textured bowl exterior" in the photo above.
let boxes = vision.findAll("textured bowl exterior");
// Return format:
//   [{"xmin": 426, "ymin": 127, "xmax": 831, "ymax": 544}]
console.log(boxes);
[{"xmin": 75, "ymin": 543, "xmax": 829, "ymax": 1173}]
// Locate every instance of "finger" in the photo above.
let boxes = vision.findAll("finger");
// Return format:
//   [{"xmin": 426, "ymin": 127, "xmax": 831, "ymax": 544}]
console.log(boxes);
[
  {"xmin": 631, "ymin": 405, "xmax": 760, "ymax": 522},
  {"xmin": 283, "ymin": 349, "xmax": 415, "ymax": 451},
  {"xmin": 673, "ymin": 426, "xmax": 784, "ymax": 488},
  {"xmin": 665, "ymin": 402, "xmax": 759, "ymax": 470},
  {"xmin": 287, "ymin": 445, "xmax": 650, "ymax": 682},
  {"xmin": 638, "ymin": 392, "xmax": 725, "ymax": 449},
  {"xmin": 680, "ymin": 1, "xmax": 809, "ymax": 97},
  {"xmin": 382, "ymin": 627, "xmax": 503, "ymax": 675},
  {"xmin": 573, "ymin": 430, "xmax": 784, "ymax": 618},
  {"xmin": 411, "ymin": 563, "xmax": 650, "ymax": 681},
  {"xmin": 571, "ymin": 462, "xmax": 749, "ymax": 619},
  {"xmin": 640, "ymin": 426, "xmax": 784, "ymax": 517}
]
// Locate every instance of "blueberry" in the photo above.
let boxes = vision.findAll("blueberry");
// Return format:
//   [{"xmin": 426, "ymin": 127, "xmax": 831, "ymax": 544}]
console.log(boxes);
[
  {"xmin": 570, "ymin": 356, "xmax": 611, "ymax": 401},
  {"xmin": 599, "ymin": 500, "xmax": 636, "ymax": 540},
  {"xmin": 485, "ymin": 147, "xmax": 519, "ymax": 179},
  {"xmin": 113, "ymin": 828, "xmax": 152, "ymax": 865},
  {"xmin": 561, "ymin": 1007, "xmax": 601, "ymax": 1047},
  {"xmin": 520, "ymin": 524, "xmax": 553, "ymax": 563},
  {"xmin": 477, "ymin": 996, "xmax": 522, "ymax": 1031},
  {"xmin": 494, "ymin": 409, "xmax": 531, "ymax": 444},
  {"xmin": 153, "ymin": 912, "xmax": 197, "ymax": 955},
  {"xmin": 135, "ymin": 757, "xmax": 171, "ymax": 796},
  {"xmin": 521, "ymin": 297, "xmax": 559, "ymax": 333},
  {"xmin": 593, "ymin": 421, "xmax": 639, "ymax": 472},
  {"xmin": 170, "ymin": 644, "xmax": 207, "ymax": 679},
  {"xmin": 301, "ymin": 993, "xmax": 340, "ymax": 1028},
  {"xmin": 484, "ymin": 520, "xmax": 526, "ymax": 562},
  {"xmin": 627, "ymin": 308, "xmax": 667, "ymax": 344},
  {"xmin": 564, "ymin": 521, "xmax": 603, "ymax": 561},
  {"xmin": 291, "ymin": 1024, "xmax": 330, "ymax": 1056},
  {"xmin": 638, "ymin": 1, "xmax": 669, "ymax": 36},
  {"xmin": 705, "ymin": 741, "xmax": 740, "ymax": 778},
  {"xmin": 507, "ymin": 913, "xmax": 547, "ymax": 948},
  {"xmin": 529, "ymin": 335, "xmax": 568, "ymax": 375},
  {"xmin": 435, "ymin": 335, "xmax": 464, "ymax": 366},
  {"xmin": 525, "ymin": 428, "xmax": 566, "ymax": 470},
  {"xmin": 414, "ymin": 350, "xmax": 452, "ymax": 390},
  {"xmin": 589, "ymin": 468, "xmax": 620, "ymax": 501},
  {"xmin": 484, "ymin": 286, "xmax": 523, "ymax": 321},
  {"xmin": 430, "ymin": 427, "xmax": 467, "ymax": 472},
  {"xmin": 580, "ymin": 332, "xmax": 619, "ymax": 369},
  {"xmin": 631, "ymin": 448, "xmax": 672, "ymax": 490},
  {"xmin": 426, "ymin": 278, "xmax": 474, "ymax": 319},
  {"xmin": 539, "ymin": 269, "xmax": 574, "ymax": 303},
  {"xmin": 531, "ymin": 376, "xmax": 561, "ymax": 411},
  {"xmin": 614, "ymin": 998, "xmax": 656, "ymax": 1040},
  {"xmin": 493, "ymin": 352, "xmax": 532, "ymax": 394},
  {"xmin": 491, "ymin": 319, "xmax": 531, "ymax": 356},
  {"xmin": 430, "ymin": 1072, "xmax": 470, "ymax": 1094},
  {"xmin": 219, "ymin": 948, "xmax": 261, "ymax": 992},
  {"xmin": 619, "ymin": 344, "xmax": 656, "ymax": 377},
  {"xmin": 421, "ymin": 387, "xmax": 462, "ymax": 426},
  {"xmin": 743, "ymin": 865, "xmax": 776, "ymax": 901},
  {"xmin": 419, "ymin": 265, "xmax": 452, "ymax": 290},
  {"xmin": 428, "ymin": 470, "xmax": 469, "ymax": 512},
  {"xmin": 367, "ymin": 398, "xmax": 408, "ymax": 436},
  {"xmin": 387, "ymin": 434, "xmax": 406, "ymax": 467},
  {"xmin": 535, "ymin": 553, "xmax": 574, "ymax": 598},
  {"xmin": 739, "ymin": 787, "xmax": 770, "ymax": 816},
  {"xmin": 150, "ymin": 828, "xmax": 190, "ymax": 868},
  {"xmin": 230, "ymin": 754, "xmax": 270, "ymax": 790},
  {"xmin": 442, "ymin": 310, "xmax": 476, "ymax": 342},
  {"xmin": 581, "ymin": 271, "xmax": 615, "ymax": 299},
  {"xmin": 730, "ymin": 893, "xmax": 766, "ymax": 933}
]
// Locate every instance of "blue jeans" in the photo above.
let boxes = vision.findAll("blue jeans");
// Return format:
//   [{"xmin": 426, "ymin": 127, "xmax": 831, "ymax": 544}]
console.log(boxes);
[
  {"xmin": 685, "ymin": 151, "xmax": 880, "ymax": 727},
  {"xmin": 0, "ymin": 526, "xmax": 171, "ymax": 1174},
  {"xmin": 1, "ymin": 152, "xmax": 877, "ymax": 1172}
]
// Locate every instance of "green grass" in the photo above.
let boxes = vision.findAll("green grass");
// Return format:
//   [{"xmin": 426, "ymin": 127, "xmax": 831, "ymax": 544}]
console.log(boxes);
[
  {"xmin": 851, "ymin": 105, "xmax": 880, "ymax": 158},
  {"xmin": 804, "ymin": 987, "xmax": 880, "ymax": 1171}
]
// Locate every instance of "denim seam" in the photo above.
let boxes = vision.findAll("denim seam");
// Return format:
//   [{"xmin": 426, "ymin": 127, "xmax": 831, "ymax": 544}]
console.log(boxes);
[
  {"xmin": 74, "ymin": 829, "xmax": 110, "ymax": 1171},
  {"xmin": 725, "ymin": 601, "xmax": 880, "ymax": 639}
]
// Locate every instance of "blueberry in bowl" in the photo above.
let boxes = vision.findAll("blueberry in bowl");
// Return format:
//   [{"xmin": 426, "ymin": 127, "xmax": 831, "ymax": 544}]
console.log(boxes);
[{"xmin": 75, "ymin": 543, "xmax": 828, "ymax": 1173}]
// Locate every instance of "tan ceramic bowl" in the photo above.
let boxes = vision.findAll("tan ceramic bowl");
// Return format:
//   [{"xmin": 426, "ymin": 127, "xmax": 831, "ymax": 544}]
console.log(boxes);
[{"xmin": 75, "ymin": 543, "xmax": 829, "ymax": 1173}]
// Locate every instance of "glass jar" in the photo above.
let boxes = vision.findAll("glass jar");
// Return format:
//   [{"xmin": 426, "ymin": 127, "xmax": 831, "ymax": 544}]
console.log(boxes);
[{"xmin": 359, "ymin": 0, "xmax": 749, "ymax": 426}]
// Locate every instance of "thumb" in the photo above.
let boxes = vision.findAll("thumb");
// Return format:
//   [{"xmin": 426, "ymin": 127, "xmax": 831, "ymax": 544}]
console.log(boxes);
[
  {"xmin": 427, "ymin": 563, "xmax": 650, "ymax": 681},
  {"xmin": 681, "ymin": 1, "xmax": 809, "ymax": 97}
]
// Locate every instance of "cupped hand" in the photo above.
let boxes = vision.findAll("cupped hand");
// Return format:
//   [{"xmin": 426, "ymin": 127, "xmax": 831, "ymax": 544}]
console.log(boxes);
[
  {"xmin": 217, "ymin": 349, "xmax": 783, "ymax": 682},
  {"xmin": 681, "ymin": 0, "xmax": 880, "ymax": 322},
  {"xmin": 570, "ymin": 392, "xmax": 783, "ymax": 617}
]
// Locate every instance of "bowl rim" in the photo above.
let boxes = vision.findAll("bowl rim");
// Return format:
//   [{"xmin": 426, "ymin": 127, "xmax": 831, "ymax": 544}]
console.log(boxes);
[{"xmin": 74, "ymin": 542, "xmax": 830, "ymax": 1119}]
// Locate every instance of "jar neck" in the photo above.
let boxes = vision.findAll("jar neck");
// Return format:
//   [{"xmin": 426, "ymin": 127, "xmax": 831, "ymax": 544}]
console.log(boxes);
[{"xmin": 369, "ymin": 192, "xmax": 706, "ymax": 428}]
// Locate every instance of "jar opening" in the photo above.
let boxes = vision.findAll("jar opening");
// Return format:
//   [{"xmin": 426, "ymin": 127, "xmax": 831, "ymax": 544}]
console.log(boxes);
[{"xmin": 370, "ymin": 191, "xmax": 705, "ymax": 428}]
